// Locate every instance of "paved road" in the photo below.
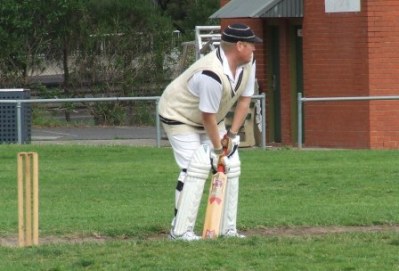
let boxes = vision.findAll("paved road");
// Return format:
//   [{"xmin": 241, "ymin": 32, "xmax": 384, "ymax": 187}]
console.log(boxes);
[{"xmin": 31, "ymin": 126, "xmax": 170, "ymax": 146}]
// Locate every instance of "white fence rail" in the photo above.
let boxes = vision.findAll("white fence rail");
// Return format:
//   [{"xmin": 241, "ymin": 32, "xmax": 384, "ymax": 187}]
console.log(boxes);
[
  {"xmin": 297, "ymin": 93, "xmax": 399, "ymax": 148},
  {"xmin": 0, "ymin": 94, "xmax": 266, "ymax": 148}
]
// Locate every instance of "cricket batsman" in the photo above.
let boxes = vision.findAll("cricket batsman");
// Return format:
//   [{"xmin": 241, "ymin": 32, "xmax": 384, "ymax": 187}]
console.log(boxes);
[{"xmin": 158, "ymin": 23, "xmax": 262, "ymax": 241}]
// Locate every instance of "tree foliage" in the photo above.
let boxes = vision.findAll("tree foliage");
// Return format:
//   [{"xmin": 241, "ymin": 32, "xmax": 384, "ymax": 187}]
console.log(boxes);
[
  {"xmin": 0, "ymin": 0, "xmax": 56, "ymax": 84},
  {"xmin": 156, "ymin": 0, "xmax": 220, "ymax": 38},
  {"xmin": 0, "ymin": 0, "xmax": 219, "ymax": 124},
  {"xmin": 0, "ymin": 1, "xmax": 175, "ymax": 88}
]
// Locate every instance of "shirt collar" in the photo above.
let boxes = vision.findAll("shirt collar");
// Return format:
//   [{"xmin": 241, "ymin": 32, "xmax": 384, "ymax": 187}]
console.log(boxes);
[{"xmin": 219, "ymin": 47, "xmax": 243, "ymax": 82}]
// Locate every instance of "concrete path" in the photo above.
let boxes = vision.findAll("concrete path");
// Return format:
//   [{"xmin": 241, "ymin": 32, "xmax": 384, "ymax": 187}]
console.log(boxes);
[{"xmin": 31, "ymin": 126, "xmax": 170, "ymax": 147}]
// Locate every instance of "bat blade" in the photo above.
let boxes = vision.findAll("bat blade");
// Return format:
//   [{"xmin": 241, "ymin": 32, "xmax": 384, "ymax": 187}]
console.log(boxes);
[{"xmin": 202, "ymin": 171, "xmax": 227, "ymax": 239}]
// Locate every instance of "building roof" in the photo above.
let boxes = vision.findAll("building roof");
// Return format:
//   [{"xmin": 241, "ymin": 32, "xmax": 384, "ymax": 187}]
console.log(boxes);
[{"xmin": 210, "ymin": 0, "xmax": 303, "ymax": 18}]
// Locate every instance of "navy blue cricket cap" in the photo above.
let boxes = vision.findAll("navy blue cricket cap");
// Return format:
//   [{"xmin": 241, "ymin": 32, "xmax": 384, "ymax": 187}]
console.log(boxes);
[{"xmin": 221, "ymin": 23, "xmax": 263, "ymax": 43}]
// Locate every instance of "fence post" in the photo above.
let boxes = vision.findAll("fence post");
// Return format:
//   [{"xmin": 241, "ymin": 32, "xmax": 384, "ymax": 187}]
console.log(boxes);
[
  {"xmin": 261, "ymin": 93, "xmax": 266, "ymax": 149},
  {"xmin": 297, "ymin": 93, "xmax": 303, "ymax": 149},
  {"xmin": 155, "ymin": 98, "xmax": 161, "ymax": 148},
  {"xmin": 16, "ymin": 101, "xmax": 23, "ymax": 144}
]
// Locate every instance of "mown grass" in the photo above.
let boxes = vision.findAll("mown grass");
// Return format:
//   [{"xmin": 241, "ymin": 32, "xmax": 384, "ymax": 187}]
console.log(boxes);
[
  {"xmin": 1, "ymin": 232, "xmax": 399, "ymax": 271},
  {"xmin": 0, "ymin": 145, "xmax": 398, "ymax": 270}
]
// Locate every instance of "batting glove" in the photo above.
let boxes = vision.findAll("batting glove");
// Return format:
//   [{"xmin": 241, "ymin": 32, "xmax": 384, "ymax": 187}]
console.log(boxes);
[
  {"xmin": 221, "ymin": 130, "xmax": 240, "ymax": 157},
  {"xmin": 210, "ymin": 147, "xmax": 230, "ymax": 173}
]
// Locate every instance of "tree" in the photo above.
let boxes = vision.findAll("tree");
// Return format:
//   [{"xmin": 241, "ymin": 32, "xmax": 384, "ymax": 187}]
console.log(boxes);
[
  {"xmin": 155, "ymin": 0, "xmax": 220, "ymax": 39},
  {"xmin": 0, "ymin": 0, "xmax": 55, "ymax": 86},
  {"xmin": 0, "ymin": 0, "xmax": 219, "ymax": 125},
  {"xmin": 44, "ymin": 0, "xmax": 88, "ymax": 121},
  {"xmin": 73, "ymin": 0, "xmax": 175, "ymax": 124},
  {"xmin": 79, "ymin": 0, "xmax": 174, "ymax": 92}
]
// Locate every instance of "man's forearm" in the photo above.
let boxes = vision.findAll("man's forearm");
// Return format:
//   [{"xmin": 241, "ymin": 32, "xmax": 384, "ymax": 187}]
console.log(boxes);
[
  {"xmin": 202, "ymin": 112, "xmax": 223, "ymax": 150},
  {"xmin": 230, "ymin": 96, "xmax": 251, "ymax": 133}
]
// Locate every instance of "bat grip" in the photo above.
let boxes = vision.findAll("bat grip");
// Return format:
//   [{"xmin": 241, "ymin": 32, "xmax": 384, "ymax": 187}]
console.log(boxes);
[{"xmin": 216, "ymin": 146, "xmax": 227, "ymax": 173}]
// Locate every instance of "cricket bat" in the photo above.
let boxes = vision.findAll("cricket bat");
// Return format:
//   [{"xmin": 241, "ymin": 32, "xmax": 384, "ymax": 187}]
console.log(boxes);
[{"xmin": 202, "ymin": 152, "xmax": 227, "ymax": 239}]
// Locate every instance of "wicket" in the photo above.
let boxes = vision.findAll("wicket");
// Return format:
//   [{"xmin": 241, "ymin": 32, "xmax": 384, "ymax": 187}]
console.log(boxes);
[{"xmin": 17, "ymin": 152, "xmax": 39, "ymax": 247}]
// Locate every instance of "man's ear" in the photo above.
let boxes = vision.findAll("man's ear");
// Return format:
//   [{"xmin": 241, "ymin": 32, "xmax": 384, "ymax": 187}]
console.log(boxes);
[{"xmin": 236, "ymin": 41, "xmax": 244, "ymax": 51}]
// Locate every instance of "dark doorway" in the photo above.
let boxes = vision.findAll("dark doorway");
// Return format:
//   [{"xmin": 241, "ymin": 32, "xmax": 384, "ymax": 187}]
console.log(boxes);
[{"xmin": 270, "ymin": 26, "xmax": 281, "ymax": 143}]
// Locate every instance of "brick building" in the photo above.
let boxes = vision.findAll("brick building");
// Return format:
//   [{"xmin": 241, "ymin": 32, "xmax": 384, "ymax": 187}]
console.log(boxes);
[{"xmin": 212, "ymin": 0, "xmax": 399, "ymax": 149}]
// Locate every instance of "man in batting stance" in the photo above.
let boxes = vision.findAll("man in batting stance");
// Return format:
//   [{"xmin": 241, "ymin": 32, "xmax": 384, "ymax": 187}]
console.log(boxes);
[{"xmin": 158, "ymin": 23, "xmax": 262, "ymax": 241}]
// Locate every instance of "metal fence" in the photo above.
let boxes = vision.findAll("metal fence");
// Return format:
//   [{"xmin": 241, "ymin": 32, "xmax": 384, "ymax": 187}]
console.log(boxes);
[
  {"xmin": 297, "ymin": 93, "xmax": 399, "ymax": 148},
  {"xmin": 0, "ymin": 94, "xmax": 266, "ymax": 148}
]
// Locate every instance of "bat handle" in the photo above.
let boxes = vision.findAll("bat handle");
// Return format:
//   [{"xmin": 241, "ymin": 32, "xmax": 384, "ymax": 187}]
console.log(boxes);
[{"xmin": 216, "ymin": 144, "xmax": 228, "ymax": 172}]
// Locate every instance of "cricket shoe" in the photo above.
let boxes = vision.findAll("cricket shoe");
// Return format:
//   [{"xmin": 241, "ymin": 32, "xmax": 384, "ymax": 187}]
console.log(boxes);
[
  {"xmin": 222, "ymin": 229, "xmax": 246, "ymax": 238},
  {"xmin": 169, "ymin": 229, "xmax": 201, "ymax": 241}
]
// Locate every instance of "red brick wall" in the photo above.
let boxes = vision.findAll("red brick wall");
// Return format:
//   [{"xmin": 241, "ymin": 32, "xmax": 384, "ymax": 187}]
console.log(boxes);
[
  {"xmin": 302, "ymin": 0, "xmax": 370, "ymax": 148},
  {"xmin": 277, "ymin": 20, "xmax": 294, "ymax": 144},
  {"xmin": 218, "ymin": 0, "xmax": 399, "ymax": 149},
  {"xmin": 367, "ymin": 1, "xmax": 399, "ymax": 148}
]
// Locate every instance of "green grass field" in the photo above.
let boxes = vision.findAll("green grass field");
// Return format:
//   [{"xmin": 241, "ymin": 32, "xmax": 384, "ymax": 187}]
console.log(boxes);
[{"xmin": 1, "ymin": 145, "xmax": 399, "ymax": 270}]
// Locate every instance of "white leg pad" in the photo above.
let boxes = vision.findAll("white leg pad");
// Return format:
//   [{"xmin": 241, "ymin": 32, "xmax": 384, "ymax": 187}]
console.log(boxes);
[
  {"xmin": 172, "ymin": 145, "xmax": 211, "ymax": 236},
  {"xmin": 221, "ymin": 152, "xmax": 241, "ymax": 235}
]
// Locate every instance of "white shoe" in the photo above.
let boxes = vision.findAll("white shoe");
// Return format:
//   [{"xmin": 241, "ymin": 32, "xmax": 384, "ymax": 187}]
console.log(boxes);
[
  {"xmin": 169, "ymin": 229, "xmax": 201, "ymax": 241},
  {"xmin": 222, "ymin": 229, "xmax": 246, "ymax": 238}
]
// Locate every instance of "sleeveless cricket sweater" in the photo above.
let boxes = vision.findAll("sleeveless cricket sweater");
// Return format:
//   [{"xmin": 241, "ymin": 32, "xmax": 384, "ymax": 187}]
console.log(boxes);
[{"xmin": 158, "ymin": 48, "xmax": 252, "ymax": 134}]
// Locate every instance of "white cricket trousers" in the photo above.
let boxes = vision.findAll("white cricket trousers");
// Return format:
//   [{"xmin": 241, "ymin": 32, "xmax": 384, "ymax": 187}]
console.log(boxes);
[{"xmin": 167, "ymin": 130, "xmax": 226, "ymax": 169}]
